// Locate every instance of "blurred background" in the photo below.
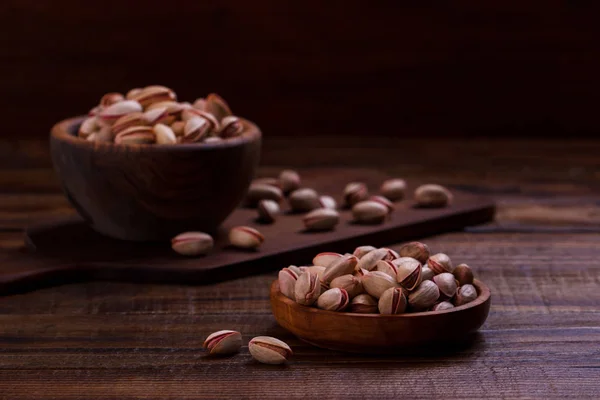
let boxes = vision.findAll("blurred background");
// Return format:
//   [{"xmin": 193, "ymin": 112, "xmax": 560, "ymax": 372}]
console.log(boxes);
[{"xmin": 2, "ymin": 0, "xmax": 599, "ymax": 145}]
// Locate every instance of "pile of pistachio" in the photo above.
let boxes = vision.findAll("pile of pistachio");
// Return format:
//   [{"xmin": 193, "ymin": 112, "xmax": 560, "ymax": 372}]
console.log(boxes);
[
  {"xmin": 78, "ymin": 85, "xmax": 243, "ymax": 145},
  {"xmin": 278, "ymin": 241, "xmax": 478, "ymax": 314}
]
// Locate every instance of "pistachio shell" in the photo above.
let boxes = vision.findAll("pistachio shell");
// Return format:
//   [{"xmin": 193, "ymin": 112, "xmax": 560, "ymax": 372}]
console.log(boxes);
[
  {"xmin": 171, "ymin": 232, "xmax": 214, "ymax": 256},
  {"xmin": 433, "ymin": 272, "xmax": 458, "ymax": 300},
  {"xmin": 257, "ymin": 199, "xmax": 280, "ymax": 223},
  {"xmin": 408, "ymin": 280, "xmax": 440, "ymax": 311},
  {"xmin": 414, "ymin": 184, "xmax": 453, "ymax": 208},
  {"xmin": 453, "ymin": 263, "xmax": 474, "ymax": 286},
  {"xmin": 182, "ymin": 116, "xmax": 212, "ymax": 143},
  {"xmin": 362, "ymin": 271, "xmax": 398, "ymax": 299},
  {"xmin": 288, "ymin": 188, "xmax": 321, "ymax": 212},
  {"xmin": 318, "ymin": 195, "xmax": 337, "ymax": 210},
  {"xmin": 431, "ymin": 301, "xmax": 455, "ymax": 311},
  {"xmin": 355, "ymin": 248, "xmax": 390, "ymax": 271},
  {"xmin": 343, "ymin": 182, "xmax": 368, "ymax": 207},
  {"xmin": 378, "ymin": 287, "xmax": 407, "ymax": 315},
  {"xmin": 352, "ymin": 245, "xmax": 377, "ymax": 259},
  {"xmin": 205, "ymin": 93, "xmax": 233, "ymax": 121},
  {"xmin": 394, "ymin": 257, "xmax": 423, "ymax": 291},
  {"xmin": 368, "ymin": 195, "xmax": 394, "ymax": 213},
  {"xmin": 125, "ymin": 88, "xmax": 143, "ymax": 100},
  {"xmin": 380, "ymin": 178, "xmax": 407, "ymax": 201},
  {"xmin": 303, "ymin": 208, "xmax": 340, "ymax": 231},
  {"xmin": 375, "ymin": 260, "xmax": 398, "ymax": 279},
  {"xmin": 312, "ymin": 252, "xmax": 343, "ymax": 268},
  {"xmin": 279, "ymin": 169, "xmax": 301, "ymax": 194},
  {"xmin": 193, "ymin": 97, "xmax": 206, "ymax": 110},
  {"xmin": 287, "ymin": 265, "xmax": 303, "ymax": 276},
  {"xmin": 330, "ymin": 274, "xmax": 364, "ymax": 298},
  {"xmin": 294, "ymin": 271, "xmax": 320, "ymax": 306},
  {"xmin": 78, "ymin": 117, "xmax": 98, "ymax": 138},
  {"xmin": 352, "ymin": 201, "xmax": 388, "ymax": 224},
  {"xmin": 142, "ymin": 107, "xmax": 170, "ymax": 126},
  {"xmin": 170, "ymin": 120, "xmax": 186, "ymax": 137},
  {"xmin": 99, "ymin": 92, "xmax": 124, "ymax": 107},
  {"xmin": 112, "ymin": 112, "xmax": 147, "ymax": 135},
  {"xmin": 95, "ymin": 126, "xmax": 113, "ymax": 143},
  {"xmin": 153, "ymin": 123, "xmax": 177, "ymax": 144},
  {"xmin": 203, "ymin": 330, "xmax": 242, "ymax": 355},
  {"xmin": 350, "ymin": 293, "xmax": 379, "ymax": 313},
  {"xmin": 317, "ymin": 288, "xmax": 349, "ymax": 311},
  {"xmin": 248, "ymin": 336, "xmax": 292, "ymax": 365},
  {"xmin": 428, "ymin": 253, "xmax": 454, "ymax": 274},
  {"xmin": 278, "ymin": 267, "xmax": 299, "ymax": 299},
  {"xmin": 98, "ymin": 100, "xmax": 143, "ymax": 125},
  {"xmin": 245, "ymin": 183, "xmax": 284, "ymax": 207},
  {"xmin": 228, "ymin": 226, "xmax": 264, "ymax": 249},
  {"xmin": 454, "ymin": 284, "xmax": 478, "ymax": 306},
  {"xmin": 132, "ymin": 85, "xmax": 176, "ymax": 108},
  {"xmin": 321, "ymin": 254, "xmax": 359, "ymax": 286},
  {"xmin": 421, "ymin": 265, "xmax": 435, "ymax": 281},
  {"xmin": 399, "ymin": 242, "xmax": 430, "ymax": 264}
]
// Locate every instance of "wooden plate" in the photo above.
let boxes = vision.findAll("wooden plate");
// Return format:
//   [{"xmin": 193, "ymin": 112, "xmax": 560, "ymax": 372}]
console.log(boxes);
[{"xmin": 270, "ymin": 279, "xmax": 491, "ymax": 353}]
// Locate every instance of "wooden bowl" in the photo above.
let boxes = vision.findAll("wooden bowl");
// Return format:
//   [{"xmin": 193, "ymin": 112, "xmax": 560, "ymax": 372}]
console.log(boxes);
[
  {"xmin": 50, "ymin": 116, "xmax": 261, "ymax": 241},
  {"xmin": 270, "ymin": 279, "xmax": 491, "ymax": 353}
]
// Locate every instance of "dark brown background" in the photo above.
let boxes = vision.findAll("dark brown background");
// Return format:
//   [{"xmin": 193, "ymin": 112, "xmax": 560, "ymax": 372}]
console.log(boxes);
[{"xmin": 2, "ymin": 1, "xmax": 600, "ymax": 139}]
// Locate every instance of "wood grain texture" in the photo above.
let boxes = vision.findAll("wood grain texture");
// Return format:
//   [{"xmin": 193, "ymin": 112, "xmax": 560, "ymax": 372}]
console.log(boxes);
[
  {"xmin": 0, "ymin": 138, "xmax": 598, "ymax": 399},
  {"xmin": 3, "ymin": 1, "xmax": 600, "ymax": 139}
]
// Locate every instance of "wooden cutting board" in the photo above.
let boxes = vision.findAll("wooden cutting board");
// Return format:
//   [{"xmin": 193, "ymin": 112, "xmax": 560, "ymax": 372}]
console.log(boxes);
[{"xmin": 4, "ymin": 168, "xmax": 495, "ymax": 294}]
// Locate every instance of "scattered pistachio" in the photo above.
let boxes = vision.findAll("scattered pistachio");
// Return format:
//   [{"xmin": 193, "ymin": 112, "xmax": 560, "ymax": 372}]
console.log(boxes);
[
  {"xmin": 171, "ymin": 232, "xmax": 214, "ymax": 256},
  {"xmin": 203, "ymin": 330, "xmax": 242, "ymax": 355},
  {"xmin": 257, "ymin": 199, "xmax": 281, "ymax": 223},
  {"xmin": 229, "ymin": 226, "xmax": 264, "ymax": 249},
  {"xmin": 380, "ymin": 178, "xmax": 406, "ymax": 201},
  {"xmin": 414, "ymin": 184, "xmax": 453, "ymax": 208}
]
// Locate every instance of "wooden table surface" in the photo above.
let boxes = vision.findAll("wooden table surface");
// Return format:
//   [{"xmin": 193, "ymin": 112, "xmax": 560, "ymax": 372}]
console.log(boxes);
[{"xmin": 0, "ymin": 137, "xmax": 599, "ymax": 399}]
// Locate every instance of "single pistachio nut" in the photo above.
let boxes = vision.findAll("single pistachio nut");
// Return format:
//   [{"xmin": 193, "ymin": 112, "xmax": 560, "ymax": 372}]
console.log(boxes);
[
  {"xmin": 414, "ymin": 184, "xmax": 453, "ymax": 208},
  {"xmin": 278, "ymin": 267, "xmax": 299, "ymax": 299},
  {"xmin": 343, "ymin": 182, "xmax": 368, "ymax": 207},
  {"xmin": 203, "ymin": 330, "xmax": 242, "ymax": 355},
  {"xmin": 204, "ymin": 136, "xmax": 223, "ymax": 144},
  {"xmin": 132, "ymin": 85, "xmax": 176, "ymax": 108},
  {"xmin": 219, "ymin": 115, "xmax": 244, "ymax": 138},
  {"xmin": 398, "ymin": 242, "xmax": 430, "ymax": 264},
  {"xmin": 257, "ymin": 199, "xmax": 280, "ymax": 223},
  {"xmin": 112, "ymin": 112, "xmax": 147, "ymax": 135},
  {"xmin": 428, "ymin": 253, "xmax": 454, "ymax": 274},
  {"xmin": 378, "ymin": 287, "xmax": 407, "ymax": 315},
  {"xmin": 99, "ymin": 92, "xmax": 124, "ymax": 107},
  {"xmin": 192, "ymin": 97, "xmax": 206, "ymax": 110},
  {"xmin": 355, "ymin": 248, "xmax": 390, "ymax": 271},
  {"xmin": 353, "ymin": 245, "xmax": 377, "ymax": 259},
  {"xmin": 288, "ymin": 188, "xmax": 321, "ymax": 212},
  {"xmin": 362, "ymin": 270, "xmax": 398, "ymax": 299},
  {"xmin": 78, "ymin": 117, "xmax": 98, "ymax": 138},
  {"xmin": 114, "ymin": 125, "xmax": 155, "ymax": 145},
  {"xmin": 318, "ymin": 195, "xmax": 337, "ymax": 210},
  {"xmin": 98, "ymin": 100, "xmax": 143, "ymax": 125},
  {"xmin": 245, "ymin": 183, "xmax": 284, "ymax": 207},
  {"xmin": 321, "ymin": 254, "xmax": 359, "ymax": 285},
  {"xmin": 229, "ymin": 226, "xmax": 264, "ymax": 249},
  {"xmin": 368, "ymin": 195, "xmax": 394, "ymax": 213},
  {"xmin": 394, "ymin": 257, "xmax": 423, "ymax": 291},
  {"xmin": 408, "ymin": 280, "xmax": 440, "ymax": 311},
  {"xmin": 142, "ymin": 107, "xmax": 170, "ymax": 126},
  {"xmin": 453, "ymin": 263, "xmax": 475, "ymax": 286},
  {"xmin": 205, "ymin": 93, "xmax": 233, "ymax": 122},
  {"xmin": 148, "ymin": 101, "xmax": 185, "ymax": 123},
  {"xmin": 294, "ymin": 271, "xmax": 320, "ymax": 305},
  {"xmin": 312, "ymin": 252, "xmax": 343, "ymax": 268},
  {"xmin": 170, "ymin": 120, "xmax": 185, "ymax": 137},
  {"xmin": 454, "ymin": 284, "xmax": 478, "ymax": 306},
  {"xmin": 352, "ymin": 200, "xmax": 388, "ymax": 224},
  {"xmin": 248, "ymin": 336, "xmax": 292, "ymax": 365},
  {"xmin": 380, "ymin": 178, "xmax": 407, "ymax": 201},
  {"xmin": 317, "ymin": 288, "xmax": 349, "ymax": 311},
  {"xmin": 279, "ymin": 169, "xmax": 301, "ymax": 194},
  {"xmin": 330, "ymin": 274, "xmax": 364, "ymax": 298},
  {"xmin": 350, "ymin": 293, "xmax": 379, "ymax": 313},
  {"xmin": 153, "ymin": 123, "xmax": 177, "ymax": 144},
  {"xmin": 287, "ymin": 265, "xmax": 303, "ymax": 276},
  {"xmin": 182, "ymin": 116, "xmax": 212, "ymax": 143},
  {"xmin": 171, "ymin": 232, "xmax": 214, "ymax": 256},
  {"xmin": 421, "ymin": 265, "xmax": 435, "ymax": 281},
  {"xmin": 303, "ymin": 208, "xmax": 340, "ymax": 231},
  {"xmin": 126, "ymin": 88, "xmax": 143, "ymax": 100},
  {"xmin": 375, "ymin": 259, "xmax": 398, "ymax": 279},
  {"xmin": 431, "ymin": 301, "xmax": 455, "ymax": 311},
  {"xmin": 181, "ymin": 108, "xmax": 220, "ymax": 131},
  {"xmin": 433, "ymin": 272, "xmax": 458, "ymax": 300}
]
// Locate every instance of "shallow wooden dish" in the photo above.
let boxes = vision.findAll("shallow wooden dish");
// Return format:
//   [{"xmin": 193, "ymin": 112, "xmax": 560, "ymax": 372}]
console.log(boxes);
[
  {"xmin": 270, "ymin": 279, "xmax": 491, "ymax": 353},
  {"xmin": 50, "ymin": 116, "xmax": 261, "ymax": 241}
]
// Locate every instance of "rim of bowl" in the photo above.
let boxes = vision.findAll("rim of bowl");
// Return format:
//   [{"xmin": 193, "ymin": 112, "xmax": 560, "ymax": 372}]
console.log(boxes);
[
  {"xmin": 271, "ymin": 279, "xmax": 491, "ymax": 318},
  {"xmin": 51, "ymin": 115, "xmax": 261, "ymax": 151}
]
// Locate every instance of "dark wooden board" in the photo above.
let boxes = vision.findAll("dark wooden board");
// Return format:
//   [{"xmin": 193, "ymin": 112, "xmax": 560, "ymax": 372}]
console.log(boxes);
[{"xmin": 8, "ymin": 171, "xmax": 494, "ymax": 294}]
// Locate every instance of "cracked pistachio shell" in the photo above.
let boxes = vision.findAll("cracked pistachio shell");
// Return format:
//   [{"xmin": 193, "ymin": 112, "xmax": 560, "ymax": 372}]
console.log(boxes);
[
  {"xmin": 375, "ymin": 260, "xmax": 398, "ymax": 279},
  {"xmin": 257, "ymin": 199, "xmax": 280, "ymax": 223},
  {"xmin": 228, "ymin": 226, "xmax": 264, "ymax": 249},
  {"xmin": 352, "ymin": 200, "xmax": 388, "ymax": 224},
  {"xmin": 99, "ymin": 92, "xmax": 124, "ymax": 107},
  {"xmin": 182, "ymin": 116, "xmax": 212, "ymax": 143},
  {"xmin": 343, "ymin": 182, "xmax": 368, "ymax": 207},
  {"xmin": 153, "ymin": 123, "xmax": 177, "ymax": 144},
  {"xmin": 278, "ymin": 267, "xmax": 299, "ymax": 299},
  {"xmin": 112, "ymin": 112, "xmax": 147, "ymax": 135},
  {"xmin": 279, "ymin": 169, "xmax": 301, "ymax": 194},
  {"xmin": 408, "ymin": 280, "xmax": 440, "ymax": 311},
  {"xmin": 317, "ymin": 288, "xmax": 349, "ymax": 311},
  {"xmin": 288, "ymin": 188, "xmax": 321, "ymax": 212},
  {"xmin": 303, "ymin": 208, "xmax": 340, "ymax": 231},
  {"xmin": 312, "ymin": 252, "xmax": 343, "ymax": 268},
  {"xmin": 454, "ymin": 284, "xmax": 478, "ymax": 306},
  {"xmin": 378, "ymin": 287, "xmax": 407, "ymax": 315},
  {"xmin": 294, "ymin": 271, "xmax": 320, "ymax": 306},
  {"xmin": 302, "ymin": 265, "xmax": 326, "ymax": 278},
  {"xmin": 414, "ymin": 184, "xmax": 453, "ymax": 208},
  {"xmin": 394, "ymin": 257, "xmax": 423, "ymax": 291},
  {"xmin": 353, "ymin": 268, "xmax": 369, "ymax": 278},
  {"xmin": 132, "ymin": 85, "xmax": 176, "ymax": 108},
  {"xmin": 368, "ymin": 195, "xmax": 394, "ymax": 213},
  {"xmin": 287, "ymin": 265, "xmax": 303, "ymax": 276},
  {"xmin": 431, "ymin": 301, "xmax": 455, "ymax": 311},
  {"xmin": 248, "ymin": 336, "xmax": 292, "ymax": 365},
  {"xmin": 330, "ymin": 274, "xmax": 364, "ymax": 298},
  {"xmin": 205, "ymin": 93, "xmax": 233, "ymax": 122},
  {"xmin": 362, "ymin": 271, "xmax": 398, "ymax": 299},
  {"xmin": 245, "ymin": 183, "xmax": 284, "ymax": 207},
  {"xmin": 142, "ymin": 107, "xmax": 169, "ymax": 126},
  {"xmin": 355, "ymin": 248, "xmax": 390, "ymax": 271},
  {"xmin": 171, "ymin": 231, "xmax": 214, "ymax": 256},
  {"xmin": 98, "ymin": 100, "xmax": 143, "ymax": 125},
  {"xmin": 350, "ymin": 293, "xmax": 378, "ymax": 314},
  {"xmin": 219, "ymin": 115, "xmax": 243, "ymax": 138},
  {"xmin": 433, "ymin": 272, "xmax": 458, "ymax": 300},
  {"xmin": 353, "ymin": 245, "xmax": 377, "ymax": 259},
  {"xmin": 203, "ymin": 330, "xmax": 242, "ymax": 355},
  {"xmin": 114, "ymin": 126, "xmax": 155, "ymax": 145},
  {"xmin": 318, "ymin": 195, "xmax": 337, "ymax": 210},
  {"xmin": 321, "ymin": 254, "xmax": 359, "ymax": 286},
  {"xmin": 380, "ymin": 178, "xmax": 407, "ymax": 201},
  {"xmin": 453, "ymin": 263, "xmax": 474, "ymax": 286},
  {"xmin": 428, "ymin": 253, "xmax": 454, "ymax": 274},
  {"xmin": 399, "ymin": 241, "xmax": 430, "ymax": 264}
]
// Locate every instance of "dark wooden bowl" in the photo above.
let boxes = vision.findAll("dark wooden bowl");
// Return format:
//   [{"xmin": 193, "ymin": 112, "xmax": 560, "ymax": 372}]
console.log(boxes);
[
  {"xmin": 270, "ymin": 279, "xmax": 491, "ymax": 353},
  {"xmin": 50, "ymin": 116, "xmax": 261, "ymax": 241}
]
